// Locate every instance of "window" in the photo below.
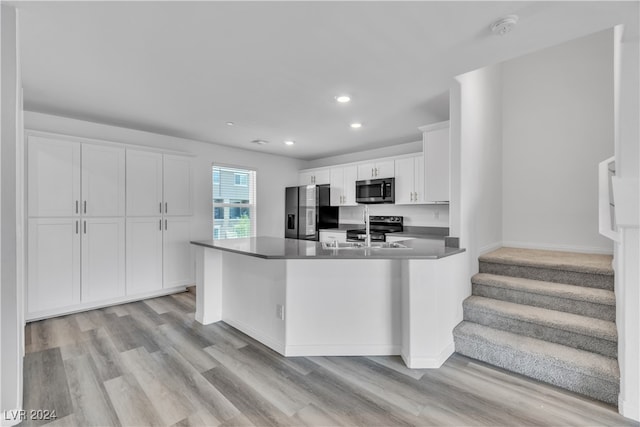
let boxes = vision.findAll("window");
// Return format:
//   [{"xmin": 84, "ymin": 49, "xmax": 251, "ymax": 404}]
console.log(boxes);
[
  {"xmin": 212, "ymin": 165, "xmax": 256, "ymax": 239},
  {"xmin": 234, "ymin": 173, "xmax": 248, "ymax": 186}
]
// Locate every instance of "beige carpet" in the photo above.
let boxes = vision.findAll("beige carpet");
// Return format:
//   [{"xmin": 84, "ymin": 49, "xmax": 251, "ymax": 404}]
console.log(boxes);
[{"xmin": 479, "ymin": 247, "xmax": 613, "ymax": 275}]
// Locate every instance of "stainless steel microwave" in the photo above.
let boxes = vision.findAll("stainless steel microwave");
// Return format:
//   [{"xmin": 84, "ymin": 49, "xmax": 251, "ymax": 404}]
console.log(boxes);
[{"xmin": 355, "ymin": 178, "xmax": 395, "ymax": 204}]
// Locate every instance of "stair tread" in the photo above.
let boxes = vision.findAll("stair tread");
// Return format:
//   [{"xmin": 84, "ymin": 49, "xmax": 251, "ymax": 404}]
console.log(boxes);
[
  {"xmin": 472, "ymin": 273, "xmax": 615, "ymax": 306},
  {"xmin": 454, "ymin": 321, "xmax": 619, "ymax": 381},
  {"xmin": 479, "ymin": 247, "xmax": 613, "ymax": 276},
  {"xmin": 464, "ymin": 295, "xmax": 617, "ymax": 342}
]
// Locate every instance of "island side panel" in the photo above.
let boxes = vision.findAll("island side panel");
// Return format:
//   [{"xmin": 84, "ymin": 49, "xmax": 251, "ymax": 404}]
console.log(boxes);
[
  {"xmin": 401, "ymin": 252, "xmax": 468, "ymax": 368},
  {"xmin": 284, "ymin": 259, "xmax": 401, "ymax": 356},
  {"xmin": 221, "ymin": 252, "xmax": 287, "ymax": 354},
  {"xmin": 195, "ymin": 246, "xmax": 223, "ymax": 325}
]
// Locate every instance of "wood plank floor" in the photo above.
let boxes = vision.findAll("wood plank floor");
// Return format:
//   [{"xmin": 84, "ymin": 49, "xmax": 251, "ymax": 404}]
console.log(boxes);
[{"xmin": 22, "ymin": 292, "xmax": 638, "ymax": 427}]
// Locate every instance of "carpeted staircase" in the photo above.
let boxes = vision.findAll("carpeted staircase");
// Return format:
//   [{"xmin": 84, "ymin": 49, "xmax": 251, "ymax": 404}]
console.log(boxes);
[{"xmin": 453, "ymin": 247, "xmax": 618, "ymax": 405}]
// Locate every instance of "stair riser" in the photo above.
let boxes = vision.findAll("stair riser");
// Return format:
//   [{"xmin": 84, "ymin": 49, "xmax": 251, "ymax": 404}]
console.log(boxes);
[
  {"xmin": 479, "ymin": 262, "xmax": 614, "ymax": 291},
  {"xmin": 472, "ymin": 283, "xmax": 616, "ymax": 322},
  {"xmin": 463, "ymin": 307, "xmax": 617, "ymax": 358},
  {"xmin": 453, "ymin": 335, "xmax": 619, "ymax": 405}
]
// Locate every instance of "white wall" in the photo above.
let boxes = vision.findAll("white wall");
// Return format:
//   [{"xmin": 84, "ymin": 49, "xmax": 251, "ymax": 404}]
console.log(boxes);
[
  {"xmin": 1, "ymin": 3, "xmax": 23, "ymax": 419},
  {"xmin": 502, "ymin": 30, "xmax": 614, "ymax": 254},
  {"xmin": 24, "ymin": 112, "xmax": 305, "ymax": 243},
  {"xmin": 454, "ymin": 63, "xmax": 504, "ymax": 274}
]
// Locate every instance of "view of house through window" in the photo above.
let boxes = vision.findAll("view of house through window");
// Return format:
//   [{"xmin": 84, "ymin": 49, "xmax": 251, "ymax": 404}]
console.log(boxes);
[{"xmin": 212, "ymin": 165, "xmax": 256, "ymax": 239}]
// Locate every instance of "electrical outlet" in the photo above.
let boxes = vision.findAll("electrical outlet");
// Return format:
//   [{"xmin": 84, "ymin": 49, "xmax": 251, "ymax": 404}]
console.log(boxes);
[{"xmin": 276, "ymin": 304, "xmax": 285, "ymax": 320}]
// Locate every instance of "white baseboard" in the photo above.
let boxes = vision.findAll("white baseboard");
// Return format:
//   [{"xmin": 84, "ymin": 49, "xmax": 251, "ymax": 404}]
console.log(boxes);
[
  {"xmin": 223, "ymin": 318, "xmax": 286, "ymax": 355},
  {"xmin": 2, "ymin": 409, "xmax": 24, "ymax": 427},
  {"xmin": 195, "ymin": 310, "xmax": 221, "ymax": 325},
  {"xmin": 284, "ymin": 344, "xmax": 400, "ymax": 357},
  {"xmin": 501, "ymin": 241, "xmax": 613, "ymax": 255},
  {"xmin": 400, "ymin": 341, "xmax": 455, "ymax": 369},
  {"xmin": 619, "ymin": 396, "xmax": 640, "ymax": 422},
  {"xmin": 479, "ymin": 242, "xmax": 503, "ymax": 255},
  {"xmin": 26, "ymin": 286, "xmax": 188, "ymax": 322}
]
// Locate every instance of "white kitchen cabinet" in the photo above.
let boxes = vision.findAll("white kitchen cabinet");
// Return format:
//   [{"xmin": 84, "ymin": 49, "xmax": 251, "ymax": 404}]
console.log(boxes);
[
  {"xmin": 27, "ymin": 218, "xmax": 81, "ymax": 312},
  {"xmin": 299, "ymin": 168, "xmax": 330, "ymax": 186},
  {"xmin": 329, "ymin": 165, "xmax": 358, "ymax": 206},
  {"xmin": 163, "ymin": 217, "xmax": 194, "ymax": 288},
  {"xmin": 319, "ymin": 230, "xmax": 347, "ymax": 243},
  {"xmin": 357, "ymin": 159, "xmax": 394, "ymax": 180},
  {"xmin": 28, "ymin": 137, "xmax": 81, "ymax": 217},
  {"xmin": 164, "ymin": 154, "xmax": 193, "ymax": 216},
  {"xmin": 82, "ymin": 144, "xmax": 125, "ymax": 217},
  {"xmin": 81, "ymin": 218, "xmax": 126, "ymax": 302},
  {"xmin": 126, "ymin": 150, "xmax": 163, "ymax": 216},
  {"xmin": 421, "ymin": 121, "xmax": 450, "ymax": 203},
  {"xmin": 394, "ymin": 155, "xmax": 425, "ymax": 204},
  {"xmin": 126, "ymin": 217, "xmax": 163, "ymax": 295}
]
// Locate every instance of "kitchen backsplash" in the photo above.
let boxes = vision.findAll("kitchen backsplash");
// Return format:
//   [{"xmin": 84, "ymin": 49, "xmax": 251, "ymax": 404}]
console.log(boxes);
[{"xmin": 338, "ymin": 204, "xmax": 449, "ymax": 227}]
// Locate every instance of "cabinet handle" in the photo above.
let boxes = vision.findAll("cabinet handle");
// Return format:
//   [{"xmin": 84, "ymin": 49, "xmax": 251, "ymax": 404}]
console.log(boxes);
[
  {"xmin": 83, "ymin": 201, "xmax": 87, "ymax": 214},
  {"xmin": 371, "ymin": 168, "xmax": 374, "ymax": 177},
  {"xmin": 165, "ymin": 202, "xmax": 168, "ymax": 214},
  {"xmin": 414, "ymin": 192, "xmax": 418, "ymax": 202},
  {"xmin": 159, "ymin": 219, "xmax": 162, "ymax": 231},
  {"xmin": 75, "ymin": 200, "xmax": 79, "ymax": 214},
  {"xmin": 76, "ymin": 220, "xmax": 79, "ymax": 234},
  {"xmin": 159, "ymin": 202, "xmax": 162, "ymax": 214},
  {"xmin": 83, "ymin": 221, "xmax": 87, "ymax": 234},
  {"xmin": 165, "ymin": 219, "xmax": 167, "ymax": 230},
  {"xmin": 375, "ymin": 167, "xmax": 379, "ymax": 176}
]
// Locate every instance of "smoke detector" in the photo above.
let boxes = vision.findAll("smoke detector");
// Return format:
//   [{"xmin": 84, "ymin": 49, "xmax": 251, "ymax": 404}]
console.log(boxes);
[{"xmin": 491, "ymin": 15, "xmax": 519, "ymax": 35}]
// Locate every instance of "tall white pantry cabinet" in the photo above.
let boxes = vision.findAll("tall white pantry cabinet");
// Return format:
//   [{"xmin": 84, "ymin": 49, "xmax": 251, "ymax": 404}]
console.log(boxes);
[{"xmin": 26, "ymin": 134, "xmax": 194, "ymax": 320}]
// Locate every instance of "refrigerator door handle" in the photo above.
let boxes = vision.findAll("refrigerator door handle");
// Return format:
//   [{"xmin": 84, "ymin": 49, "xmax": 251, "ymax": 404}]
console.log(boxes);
[{"xmin": 287, "ymin": 214, "xmax": 296, "ymax": 229}]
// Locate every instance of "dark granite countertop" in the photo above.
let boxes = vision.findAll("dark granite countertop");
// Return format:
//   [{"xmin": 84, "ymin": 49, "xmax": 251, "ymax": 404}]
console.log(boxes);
[{"xmin": 191, "ymin": 237, "xmax": 465, "ymax": 260}]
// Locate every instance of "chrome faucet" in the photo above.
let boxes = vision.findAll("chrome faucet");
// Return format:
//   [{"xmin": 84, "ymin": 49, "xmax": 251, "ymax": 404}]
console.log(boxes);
[{"xmin": 363, "ymin": 204, "xmax": 371, "ymax": 247}]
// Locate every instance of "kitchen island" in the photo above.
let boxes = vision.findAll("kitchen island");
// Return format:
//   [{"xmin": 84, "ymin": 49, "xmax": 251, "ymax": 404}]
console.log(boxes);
[{"xmin": 191, "ymin": 237, "xmax": 467, "ymax": 368}]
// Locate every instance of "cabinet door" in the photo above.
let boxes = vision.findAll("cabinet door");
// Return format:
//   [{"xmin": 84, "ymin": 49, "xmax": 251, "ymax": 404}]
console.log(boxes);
[
  {"xmin": 414, "ymin": 155, "xmax": 425, "ymax": 204},
  {"xmin": 163, "ymin": 155, "xmax": 193, "ymax": 216},
  {"xmin": 163, "ymin": 217, "xmax": 193, "ymax": 288},
  {"xmin": 28, "ymin": 137, "xmax": 80, "ymax": 217},
  {"xmin": 27, "ymin": 218, "xmax": 80, "ymax": 313},
  {"xmin": 313, "ymin": 169, "xmax": 331, "ymax": 185},
  {"xmin": 357, "ymin": 162, "xmax": 376, "ymax": 180},
  {"xmin": 329, "ymin": 167, "xmax": 344, "ymax": 206},
  {"xmin": 81, "ymin": 218, "xmax": 126, "ymax": 303},
  {"xmin": 298, "ymin": 171, "xmax": 314, "ymax": 185},
  {"xmin": 343, "ymin": 166, "xmax": 358, "ymax": 206},
  {"xmin": 126, "ymin": 150, "xmax": 163, "ymax": 216},
  {"xmin": 126, "ymin": 217, "xmax": 163, "ymax": 295},
  {"xmin": 424, "ymin": 126, "xmax": 450, "ymax": 202},
  {"xmin": 375, "ymin": 159, "xmax": 395, "ymax": 179},
  {"xmin": 82, "ymin": 144, "xmax": 125, "ymax": 217},
  {"xmin": 394, "ymin": 157, "xmax": 415, "ymax": 205}
]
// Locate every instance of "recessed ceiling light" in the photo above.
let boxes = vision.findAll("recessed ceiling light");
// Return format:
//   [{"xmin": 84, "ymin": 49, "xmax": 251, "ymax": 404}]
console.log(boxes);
[
  {"xmin": 350, "ymin": 122, "xmax": 362, "ymax": 129},
  {"xmin": 226, "ymin": 121, "xmax": 235, "ymax": 126},
  {"xmin": 284, "ymin": 140, "xmax": 295, "ymax": 146},
  {"xmin": 250, "ymin": 139, "xmax": 269, "ymax": 145},
  {"xmin": 335, "ymin": 95, "xmax": 351, "ymax": 103}
]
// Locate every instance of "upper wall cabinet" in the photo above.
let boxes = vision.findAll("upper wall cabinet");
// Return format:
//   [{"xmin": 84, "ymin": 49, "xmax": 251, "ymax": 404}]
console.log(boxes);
[
  {"xmin": 81, "ymin": 144, "xmax": 126, "ymax": 217},
  {"xmin": 420, "ymin": 121, "xmax": 450, "ymax": 203},
  {"xmin": 126, "ymin": 150, "xmax": 163, "ymax": 216},
  {"xmin": 28, "ymin": 137, "xmax": 125, "ymax": 217},
  {"xmin": 299, "ymin": 168, "xmax": 330, "ymax": 186},
  {"xmin": 163, "ymin": 154, "xmax": 193, "ymax": 216},
  {"xmin": 357, "ymin": 159, "xmax": 394, "ymax": 180},
  {"xmin": 329, "ymin": 165, "xmax": 358, "ymax": 206},
  {"xmin": 394, "ymin": 155, "xmax": 425, "ymax": 204},
  {"xmin": 28, "ymin": 137, "xmax": 81, "ymax": 217}
]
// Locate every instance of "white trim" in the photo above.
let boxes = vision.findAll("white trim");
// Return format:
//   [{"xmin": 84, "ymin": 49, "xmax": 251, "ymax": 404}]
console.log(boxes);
[
  {"xmin": 25, "ymin": 130, "xmax": 195, "ymax": 157},
  {"xmin": 501, "ymin": 240, "xmax": 613, "ymax": 255},
  {"xmin": 285, "ymin": 344, "xmax": 400, "ymax": 357},
  {"xmin": 400, "ymin": 341, "xmax": 455, "ymax": 369},
  {"xmin": 25, "ymin": 286, "xmax": 188, "ymax": 322},
  {"xmin": 223, "ymin": 318, "xmax": 286, "ymax": 355},
  {"xmin": 479, "ymin": 241, "xmax": 503, "ymax": 256},
  {"xmin": 418, "ymin": 120, "xmax": 450, "ymax": 133},
  {"xmin": 619, "ymin": 397, "xmax": 640, "ymax": 422},
  {"xmin": 298, "ymin": 151, "xmax": 422, "ymax": 174}
]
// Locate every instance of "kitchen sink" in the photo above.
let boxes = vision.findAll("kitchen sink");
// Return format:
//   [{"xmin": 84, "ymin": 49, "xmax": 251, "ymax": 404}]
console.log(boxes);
[{"xmin": 321, "ymin": 241, "xmax": 411, "ymax": 250}]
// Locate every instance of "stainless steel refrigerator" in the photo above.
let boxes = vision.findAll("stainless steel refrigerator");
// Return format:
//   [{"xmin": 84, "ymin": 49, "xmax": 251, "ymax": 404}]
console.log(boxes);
[{"xmin": 285, "ymin": 185, "xmax": 339, "ymax": 241}]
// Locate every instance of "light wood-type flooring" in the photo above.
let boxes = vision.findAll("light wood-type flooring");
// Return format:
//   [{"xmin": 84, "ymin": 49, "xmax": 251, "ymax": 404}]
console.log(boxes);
[{"xmin": 22, "ymin": 292, "xmax": 638, "ymax": 427}]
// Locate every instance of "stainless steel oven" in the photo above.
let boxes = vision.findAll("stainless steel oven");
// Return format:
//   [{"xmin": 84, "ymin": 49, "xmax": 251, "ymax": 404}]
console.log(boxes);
[
  {"xmin": 355, "ymin": 178, "xmax": 395, "ymax": 204},
  {"xmin": 346, "ymin": 216, "xmax": 403, "ymax": 242}
]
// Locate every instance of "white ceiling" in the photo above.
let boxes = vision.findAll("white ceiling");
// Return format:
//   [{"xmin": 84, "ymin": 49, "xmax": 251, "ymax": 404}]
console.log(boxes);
[{"xmin": 12, "ymin": 1, "xmax": 639, "ymax": 160}]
